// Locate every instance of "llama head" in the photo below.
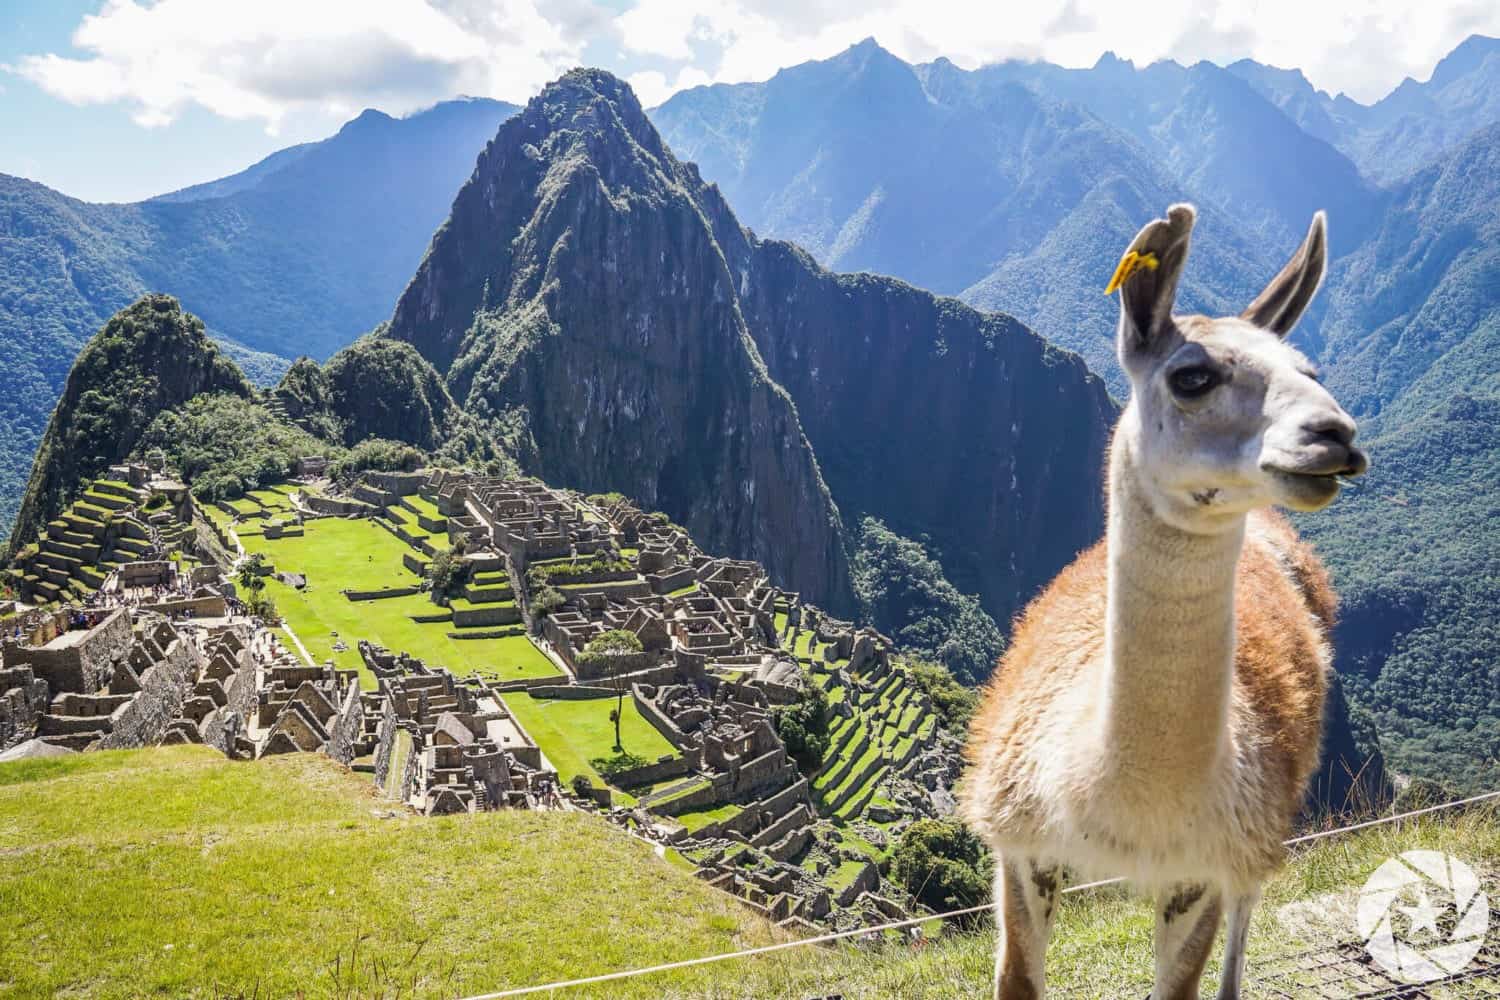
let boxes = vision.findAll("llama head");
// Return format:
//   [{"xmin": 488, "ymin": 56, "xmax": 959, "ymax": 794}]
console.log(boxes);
[{"xmin": 1111, "ymin": 204, "xmax": 1367, "ymax": 529}]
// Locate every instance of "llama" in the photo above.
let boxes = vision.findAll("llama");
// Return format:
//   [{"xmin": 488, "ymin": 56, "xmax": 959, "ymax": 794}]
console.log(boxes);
[{"xmin": 961, "ymin": 204, "xmax": 1368, "ymax": 1000}]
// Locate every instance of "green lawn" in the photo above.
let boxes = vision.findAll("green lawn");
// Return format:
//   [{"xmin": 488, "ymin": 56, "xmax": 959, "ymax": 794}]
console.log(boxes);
[
  {"xmin": 1, "ymin": 748, "xmax": 1494, "ymax": 998},
  {"xmin": 242, "ymin": 518, "xmax": 559, "ymax": 689},
  {"xmin": 673, "ymin": 801, "xmax": 743, "ymax": 834},
  {"xmin": 503, "ymin": 692, "xmax": 680, "ymax": 805},
  {"xmin": 0, "ymin": 746, "xmax": 795, "ymax": 999}
]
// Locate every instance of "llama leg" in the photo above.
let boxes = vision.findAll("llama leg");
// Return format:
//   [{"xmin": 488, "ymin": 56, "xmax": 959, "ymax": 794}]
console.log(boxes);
[
  {"xmin": 1150, "ymin": 883, "xmax": 1223, "ymax": 1000},
  {"xmin": 1214, "ymin": 891, "xmax": 1259, "ymax": 1000},
  {"xmin": 992, "ymin": 855, "xmax": 1061, "ymax": 1000}
]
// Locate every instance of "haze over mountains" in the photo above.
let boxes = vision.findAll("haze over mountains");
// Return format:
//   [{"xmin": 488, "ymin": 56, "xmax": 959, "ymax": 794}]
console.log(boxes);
[
  {"xmin": 0, "ymin": 96, "xmax": 518, "ymax": 531},
  {"xmin": 3, "ymin": 35, "xmax": 1498, "ymax": 790}
]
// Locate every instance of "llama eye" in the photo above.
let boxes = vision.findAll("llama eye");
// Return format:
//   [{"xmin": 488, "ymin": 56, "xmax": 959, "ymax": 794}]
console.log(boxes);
[{"xmin": 1169, "ymin": 366, "xmax": 1219, "ymax": 398}]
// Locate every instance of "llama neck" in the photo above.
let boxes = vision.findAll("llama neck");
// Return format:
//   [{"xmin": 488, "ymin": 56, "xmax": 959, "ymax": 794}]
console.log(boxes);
[{"xmin": 1101, "ymin": 419, "xmax": 1244, "ymax": 784}]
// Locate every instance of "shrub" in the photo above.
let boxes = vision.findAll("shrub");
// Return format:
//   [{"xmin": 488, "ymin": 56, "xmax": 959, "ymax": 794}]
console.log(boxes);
[
  {"xmin": 531, "ymin": 586, "xmax": 565, "ymax": 618},
  {"xmin": 906, "ymin": 659, "xmax": 980, "ymax": 730},
  {"xmin": 890, "ymin": 818, "xmax": 993, "ymax": 922},
  {"xmin": 774, "ymin": 682, "xmax": 831, "ymax": 773}
]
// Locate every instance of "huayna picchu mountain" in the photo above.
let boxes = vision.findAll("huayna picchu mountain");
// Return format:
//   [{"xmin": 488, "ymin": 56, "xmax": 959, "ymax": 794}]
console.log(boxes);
[
  {"xmin": 5, "ymin": 295, "xmax": 249, "ymax": 562},
  {"xmin": 384, "ymin": 69, "xmax": 1114, "ymax": 632}
]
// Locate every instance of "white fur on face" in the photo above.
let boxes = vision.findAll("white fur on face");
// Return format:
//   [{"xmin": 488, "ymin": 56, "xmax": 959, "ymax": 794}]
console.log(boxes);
[{"xmin": 1125, "ymin": 316, "xmax": 1360, "ymax": 531}]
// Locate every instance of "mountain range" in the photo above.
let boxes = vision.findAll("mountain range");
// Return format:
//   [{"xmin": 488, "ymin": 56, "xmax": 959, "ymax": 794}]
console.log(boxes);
[
  {"xmin": 4, "ymin": 36, "xmax": 1498, "ymax": 790},
  {"xmin": 0, "ymin": 96, "xmax": 518, "ymax": 532}
]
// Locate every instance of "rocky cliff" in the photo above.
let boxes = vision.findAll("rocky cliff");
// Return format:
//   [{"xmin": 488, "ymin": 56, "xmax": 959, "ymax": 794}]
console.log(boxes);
[
  {"xmin": 726, "ymin": 237, "xmax": 1114, "ymax": 629},
  {"xmin": 385, "ymin": 70, "xmax": 854, "ymax": 612},
  {"xmin": 385, "ymin": 69, "xmax": 1116, "ymax": 629}
]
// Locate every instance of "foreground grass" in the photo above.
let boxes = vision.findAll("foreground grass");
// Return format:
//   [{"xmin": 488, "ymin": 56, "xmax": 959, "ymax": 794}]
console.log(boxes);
[
  {"xmin": 243, "ymin": 518, "xmax": 561, "ymax": 688},
  {"xmin": 702, "ymin": 803, "xmax": 1500, "ymax": 1000},
  {"xmin": 0, "ymin": 747, "xmax": 792, "ymax": 999},
  {"xmin": 3, "ymin": 748, "xmax": 1493, "ymax": 999}
]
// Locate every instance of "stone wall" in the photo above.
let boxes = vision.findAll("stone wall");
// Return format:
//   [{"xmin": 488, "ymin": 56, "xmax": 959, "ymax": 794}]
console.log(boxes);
[
  {"xmin": 324, "ymin": 683, "xmax": 364, "ymax": 766},
  {"xmin": 202, "ymin": 658, "xmax": 258, "ymax": 755},
  {"xmin": 632, "ymin": 684, "xmax": 692, "ymax": 750},
  {"xmin": 370, "ymin": 698, "xmax": 399, "ymax": 786},
  {"xmin": 306, "ymin": 497, "xmax": 378, "ymax": 517},
  {"xmin": 11, "ymin": 609, "xmax": 132, "ymax": 693},
  {"xmin": 366, "ymin": 471, "xmax": 426, "ymax": 496},
  {"xmin": 651, "ymin": 780, "xmax": 722, "ymax": 817},
  {"xmin": 0, "ymin": 666, "xmax": 48, "ymax": 749},
  {"xmin": 571, "ymin": 650, "xmax": 654, "ymax": 682},
  {"xmin": 451, "ymin": 603, "xmax": 521, "ymax": 628},
  {"xmin": 732, "ymin": 746, "xmax": 789, "ymax": 796},
  {"xmin": 97, "ymin": 637, "xmax": 201, "ymax": 750},
  {"xmin": 137, "ymin": 596, "xmax": 228, "ymax": 618},
  {"xmin": 605, "ymin": 751, "xmax": 691, "ymax": 788},
  {"xmin": 353, "ymin": 483, "xmax": 396, "ymax": 507},
  {"xmin": 344, "ymin": 586, "xmax": 421, "ymax": 602}
]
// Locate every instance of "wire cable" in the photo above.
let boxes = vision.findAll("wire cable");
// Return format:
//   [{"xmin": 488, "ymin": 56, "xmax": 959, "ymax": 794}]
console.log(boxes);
[{"xmin": 460, "ymin": 787, "xmax": 1500, "ymax": 998}]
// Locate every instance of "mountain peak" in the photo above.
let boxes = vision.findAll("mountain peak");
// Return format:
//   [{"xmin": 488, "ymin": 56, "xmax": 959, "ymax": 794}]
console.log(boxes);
[{"xmin": 1428, "ymin": 32, "xmax": 1500, "ymax": 88}]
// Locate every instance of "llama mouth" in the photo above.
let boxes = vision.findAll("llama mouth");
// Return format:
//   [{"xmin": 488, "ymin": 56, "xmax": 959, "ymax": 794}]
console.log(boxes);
[{"xmin": 1266, "ymin": 468, "xmax": 1344, "ymax": 510}]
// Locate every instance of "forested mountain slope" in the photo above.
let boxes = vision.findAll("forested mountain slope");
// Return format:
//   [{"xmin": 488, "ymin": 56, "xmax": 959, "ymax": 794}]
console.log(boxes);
[
  {"xmin": 0, "ymin": 97, "xmax": 517, "ymax": 536},
  {"xmin": 383, "ymin": 69, "xmax": 1115, "ymax": 637}
]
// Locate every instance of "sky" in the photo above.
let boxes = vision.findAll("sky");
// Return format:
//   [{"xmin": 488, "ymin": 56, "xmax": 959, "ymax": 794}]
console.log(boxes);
[{"xmin": 2, "ymin": 0, "xmax": 1497, "ymax": 203}]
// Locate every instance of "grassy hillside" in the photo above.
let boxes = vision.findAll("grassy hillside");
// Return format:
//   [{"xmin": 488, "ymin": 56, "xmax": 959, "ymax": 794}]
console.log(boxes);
[
  {"xmin": 0, "ymin": 746, "xmax": 794, "ymax": 999},
  {"xmin": 2, "ymin": 747, "xmax": 1493, "ymax": 998}
]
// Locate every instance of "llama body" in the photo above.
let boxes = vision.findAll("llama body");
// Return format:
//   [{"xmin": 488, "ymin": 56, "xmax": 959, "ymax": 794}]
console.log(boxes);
[
  {"xmin": 961, "ymin": 204, "xmax": 1366, "ymax": 999},
  {"xmin": 964, "ymin": 508, "xmax": 1330, "ymax": 895}
]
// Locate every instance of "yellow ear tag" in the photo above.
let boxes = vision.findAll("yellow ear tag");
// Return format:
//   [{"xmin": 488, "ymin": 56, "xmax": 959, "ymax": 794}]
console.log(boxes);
[{"xmin": 1103, "ymin": 250, "xmax": 1159, "ymax": 295}]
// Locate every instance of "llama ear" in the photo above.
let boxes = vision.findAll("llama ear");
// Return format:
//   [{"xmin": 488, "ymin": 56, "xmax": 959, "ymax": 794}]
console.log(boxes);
[
  {"xmin": 1241, "ymin": 211, "xmax": 1327, "ymax": 338},
  {"xmin": 1111, "ymin": 203, "xmax": 1195, "ymax": 360}
]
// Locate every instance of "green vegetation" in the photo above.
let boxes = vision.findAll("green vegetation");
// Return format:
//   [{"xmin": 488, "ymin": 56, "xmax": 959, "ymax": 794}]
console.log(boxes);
[
  {"xmin": 141, "ymin": 392, "xmax": 330, "ymax": 502},
  {"xmin": 905, "ymin": 659, "xmax": 981, "ymax": 730},
  {"xmin": 502, "ymin": 692, "xmax": 678, "ymax": 805},
  {"xmin": 0, "ymin": 745, "xmax": 793, "ymax": 998},
  {"xmin": 773, "ymin": 681, "xmax": 832, "ymax": 773},
  {"xmin": 4, "ymin": 295, "xmax": 249, "ymax": 557},
  {"xmin": 889, "ymin": 819, "xmax": 993, "ymax": 921},
  {"xmin": 852, "ymin": 517, "xmax": 1003, "ymax": 685},
  {"xmin": 327, "ymin": 436, "xmax": 426, "ymax": 485},
  {"xmin": 239, "ymin": 517, "xmax": 558, "ymax": 688}
]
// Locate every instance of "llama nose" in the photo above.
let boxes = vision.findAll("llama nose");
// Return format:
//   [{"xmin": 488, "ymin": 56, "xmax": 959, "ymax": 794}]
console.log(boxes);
[
  {"xmin": 1304, "ymin": 413, "xmax": 1366, "ymax": 476},
  {"xmin": 1306, "ymin": 413, "xmax": 1356, "ymax": 449}
]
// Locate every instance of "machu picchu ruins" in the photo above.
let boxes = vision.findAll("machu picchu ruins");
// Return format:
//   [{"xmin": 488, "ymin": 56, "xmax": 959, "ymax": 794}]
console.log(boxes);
[{"xmin": 2, "ymin": 457, "xmax": 965, "ymax": 933}]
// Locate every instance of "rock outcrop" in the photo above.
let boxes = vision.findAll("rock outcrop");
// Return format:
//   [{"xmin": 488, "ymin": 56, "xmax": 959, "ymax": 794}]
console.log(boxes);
[
  {"xmin": 386, "ymin": 70, "xmax": 856, "ymax": 613},
  {"xmin": 386, "ymin": 69, "xmax": 1116, "ymax": 627}
]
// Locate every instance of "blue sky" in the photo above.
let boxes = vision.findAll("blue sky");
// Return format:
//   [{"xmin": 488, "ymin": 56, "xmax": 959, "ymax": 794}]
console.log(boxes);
[{"xmin": 3, "ymin": 0, "xmax": 1497, "ymax": 203}]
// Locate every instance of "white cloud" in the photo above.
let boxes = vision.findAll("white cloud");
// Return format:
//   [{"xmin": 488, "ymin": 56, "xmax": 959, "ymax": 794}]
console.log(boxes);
[
  {"xmin": 615, "ymin": 0, "xmax": 1500, "ymax": 105},
  {"xmin": 10, "ymin": 0, "xmax": 1498, "ymax": 128},
  {"xmin": 9, "ymin": 0, "xmax": 592, "ymax": 130}
]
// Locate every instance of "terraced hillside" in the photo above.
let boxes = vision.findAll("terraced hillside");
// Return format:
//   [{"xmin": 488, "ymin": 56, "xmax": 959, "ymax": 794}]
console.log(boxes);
[
  {"xmin": 7, "ymin": 472, "xmax": 197, "ymax": 605},
  {"xmin": 198, "ymin": 469, "xmax": 964, "ymax": 928}
]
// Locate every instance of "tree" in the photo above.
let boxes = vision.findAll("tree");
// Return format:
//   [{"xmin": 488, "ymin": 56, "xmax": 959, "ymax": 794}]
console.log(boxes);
[
  {"xmin": 234, "ymin": 552, "xmax": 278, "ymax": 621},
  {"xmin": 774, "ymin": 683, "xmax": 831, "ymax": 773},
  {"xmin": 236, "ymin": 553, "xmax": 267, "ymax": 598},
  {"xmin": 906, "ymin": 659, "xmax": 980, "ymax": 730},
  {"xmin": 890, "ymin": 818, "xmax": 993, "ymax": 923},
  {"xmin": 585, "ymin": 630, "xmax": 643, "ymax": 751}
]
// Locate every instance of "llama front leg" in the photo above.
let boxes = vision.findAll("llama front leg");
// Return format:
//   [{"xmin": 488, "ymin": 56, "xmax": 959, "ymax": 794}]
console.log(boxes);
[
  {"xmin": 1150, "ymin": 883, "xmax": 1223, "ymax": 1000},
  {"xmin": 1214, "ymin": 891, "xmax": 1259, "ymax": 1000},
  {"xmin": 992, "ymin": 855, "xmax": 1060, "ymax": 1000}
]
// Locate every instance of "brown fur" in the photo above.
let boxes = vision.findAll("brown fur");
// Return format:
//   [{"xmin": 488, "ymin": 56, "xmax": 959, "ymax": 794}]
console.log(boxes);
[{"xmin": 966, "ymin": 507, "xmax": 1332, "ymax": 875}]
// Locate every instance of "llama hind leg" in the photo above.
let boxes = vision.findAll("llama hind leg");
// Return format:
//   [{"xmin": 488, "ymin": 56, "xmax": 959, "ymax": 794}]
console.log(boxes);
[
  {"xmin": 992, "ymin": 855, "xmax": 1061, "ymax": 1000},
  {"xmin": 1150, "ymin": 883, "xmax": 1223, "ymax": 1000},
  {"xmin": 1214, "ymin": 891, "xmax": 1259, "ymax": 1000}
]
